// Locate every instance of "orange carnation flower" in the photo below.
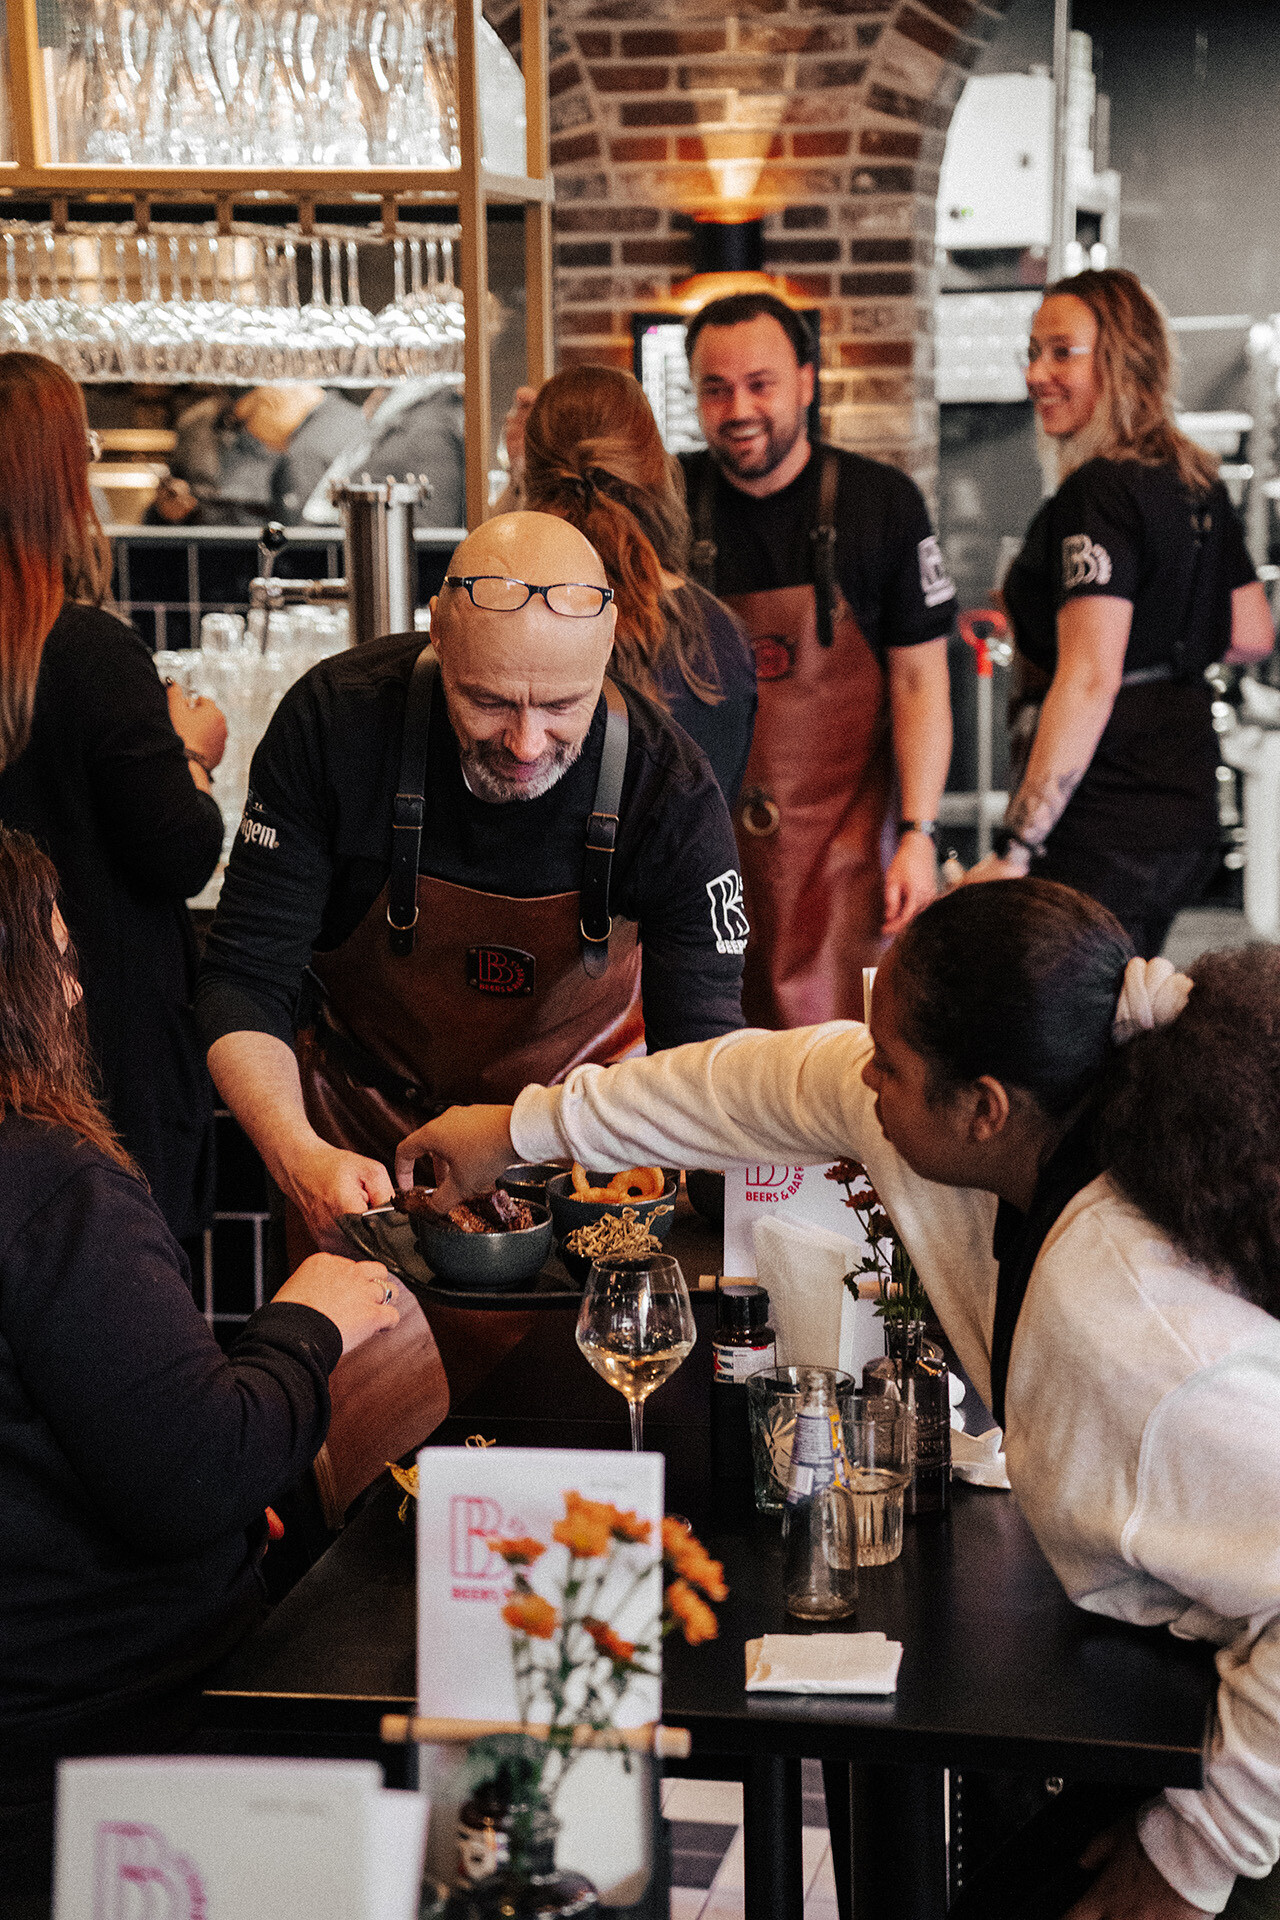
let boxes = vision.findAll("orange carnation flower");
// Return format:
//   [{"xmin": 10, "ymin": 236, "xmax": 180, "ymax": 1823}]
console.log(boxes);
[
  {"xmin": 553, "ymin": 1492, "xmax": 614, "ymax": 1559},
  {"xmin": 502, "ymin": 1592, "xmax": 558, "ymax": 1639},
  {"xmin": 665, "ymin": 1579, "xmax": 718, "ymax": 1646},
  {"xmin": 661, "ymin": 1521, "xmax": 728, "ymax": 1601},
  {"xmin": 609, "ymin": 1507, "xmax": 652, "ymax": 1545},
  {"xmin": 488, "ymin": 1535, "xmax": 547, "ymax": 1566},
  {"xmin": 583, "ymin": 1617, "xmax": 636, "ymax": 1664}
]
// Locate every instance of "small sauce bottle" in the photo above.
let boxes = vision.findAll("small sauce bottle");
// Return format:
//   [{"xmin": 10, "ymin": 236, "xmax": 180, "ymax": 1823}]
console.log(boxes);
[{"xmin": 711, "ymin": 1283, "xmax": 777, "ymax": 1481}]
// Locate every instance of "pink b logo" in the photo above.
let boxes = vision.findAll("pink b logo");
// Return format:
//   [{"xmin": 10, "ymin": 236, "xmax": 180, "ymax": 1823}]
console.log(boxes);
[{"xmin": 93, "ymin": 1823, "xmax": 205, "ymax": 1920}]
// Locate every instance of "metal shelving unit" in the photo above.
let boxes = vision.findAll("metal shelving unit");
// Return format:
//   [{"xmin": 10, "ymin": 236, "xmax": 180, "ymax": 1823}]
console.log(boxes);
[{"xmin": 0, "ymin": 0, "xmax": 553, "ymax": 526}]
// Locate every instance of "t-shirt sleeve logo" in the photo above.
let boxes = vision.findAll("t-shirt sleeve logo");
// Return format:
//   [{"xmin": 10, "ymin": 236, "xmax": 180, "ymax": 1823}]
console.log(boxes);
[
  {"xmin": 237, "ymin": 788, "xmax": 279, "ymax": 853},
  {"xmin": 706, "ymin": 868, "xmax": 749, "ymax": 955},
  {"xmin": 917, "ymin": 535, "xmax": 955, "ymax": 609},
  {"xmin": 1062, "ymin": 533, "xmax": 1113, "ymax": 590}
]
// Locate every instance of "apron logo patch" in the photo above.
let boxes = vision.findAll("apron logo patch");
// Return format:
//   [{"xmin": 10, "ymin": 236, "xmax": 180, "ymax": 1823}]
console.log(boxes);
[
  {"xmin": 751, "ymin": 633, "xmax": 795, "ymax": 681},
  {"xmin": 917, "ymin": 535, "xmax": 955, "ymax": 609},
  {"xmin": 467, "ymin": 945, "xmax": 536, "ymax": 996},
  {"xmin": 1062, "ymin": 533, "xmax": 1112, "ymax": 590},
  {"xmin": 706, "ymin": 869, "xmax": 750, "ymax": 956}
]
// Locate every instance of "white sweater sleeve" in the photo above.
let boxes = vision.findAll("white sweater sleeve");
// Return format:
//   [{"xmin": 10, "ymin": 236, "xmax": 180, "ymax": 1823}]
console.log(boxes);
[
  {"xmin": 512, "ymin": 1023, "xmax": 1000, "ymax": 1407},
  {"xmin": 1129, "ymin": 1361, "xmax": 1280, "ymax": 1910}
]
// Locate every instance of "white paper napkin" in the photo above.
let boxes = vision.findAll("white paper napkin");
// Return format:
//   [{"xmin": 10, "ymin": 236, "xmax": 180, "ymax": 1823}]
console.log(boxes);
[
  {"xmin": 751, "ymin": 1216, "xmax": 856, "ymax": 1370},
  {"xmin": 950, "ymin": 1425, "xmax": 1011, "ymax": 1490},
  {"xmin": 745, "ymin": 1632, "xmax": 903, "ymax": 1695}
]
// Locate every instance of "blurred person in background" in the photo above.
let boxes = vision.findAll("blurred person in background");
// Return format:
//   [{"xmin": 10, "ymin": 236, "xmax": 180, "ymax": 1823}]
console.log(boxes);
[
  {"xmin": 0, "ymin": 826, "xmax": 399, "ymax": 1919},
  {"xmin": 682, "ymin": 291, "xmax": 955, "ymax": 1029},
  {"xmin": 148, "ymin": 392, "xmax": 279, "ymax": 527},
  {"xmin": 302, "ymin": 376, "xmax": 467, "ymax": 530},
  {"xmin": 0, "ymin": 352, "xmax": 226, "ymax": 1248},
  {"xmin": 510, "ymin": 364, "xmax": 757, "ymax": 807},
  {"xmin": 234, "ymin": 383, "xmax": 366, "ymax": 525},
  {"xmin": 969, "ymin": 267, "xmax": 1275, "ymax": 956}
]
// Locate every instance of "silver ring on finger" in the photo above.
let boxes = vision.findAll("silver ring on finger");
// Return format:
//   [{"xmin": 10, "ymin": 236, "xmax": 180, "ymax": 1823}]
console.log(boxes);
[{"xmin": 381, "ymin": 1281, "xmax": 394, "ymax": 1305}]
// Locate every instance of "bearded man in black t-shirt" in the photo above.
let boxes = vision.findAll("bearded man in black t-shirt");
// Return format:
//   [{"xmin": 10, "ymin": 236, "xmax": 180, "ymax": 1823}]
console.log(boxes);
[
  {"xmin": 681, "ymin": 292, "xmax": 955, "ymax": 1029},
  {"xmin": 197, "ymin": 512, "xmax": 747, "ymax": 1275}
]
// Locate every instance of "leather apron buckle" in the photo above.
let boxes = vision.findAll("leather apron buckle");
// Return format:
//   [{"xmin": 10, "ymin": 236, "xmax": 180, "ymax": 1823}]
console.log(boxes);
[{"xmin": 740, "ymin": 785, "xmax": 781, "ymax": 838}]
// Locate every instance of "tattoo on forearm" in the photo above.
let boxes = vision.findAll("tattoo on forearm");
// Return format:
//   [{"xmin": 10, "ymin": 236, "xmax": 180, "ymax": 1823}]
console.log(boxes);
[{"xmin": 1006, "ymin": 769, "xmax": 1083, "ymax": 847}]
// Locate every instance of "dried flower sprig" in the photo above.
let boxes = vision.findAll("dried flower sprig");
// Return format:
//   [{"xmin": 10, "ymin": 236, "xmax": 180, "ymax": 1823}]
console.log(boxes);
[{"xmin": 825, "ymin": 1158, "xmax": 927, "ymax": 1329}]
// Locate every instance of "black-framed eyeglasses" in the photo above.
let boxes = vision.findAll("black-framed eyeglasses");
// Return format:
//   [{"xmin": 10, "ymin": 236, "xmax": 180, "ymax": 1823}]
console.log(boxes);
[{"xmin": 445, "ymin": 575, "xmax": 614, "ymax": 618}]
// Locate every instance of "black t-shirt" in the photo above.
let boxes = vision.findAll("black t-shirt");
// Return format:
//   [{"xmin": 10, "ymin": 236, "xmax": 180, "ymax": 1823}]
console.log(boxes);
[
  {"xmin": 679, "ymin": 445, "xmax": 956, "ymax": 654},
  {"xmin": 196, "ymin": 634, "xmax": 747, "ymax": 1058},
  {"xmin": 0, "ymin": 603, "xmax": 223, "ymax": 1240},
  {"xmin": 1004, "ymin": 457, "xmax": 1257, "ymax": 850},
  {"xmin": 0, "ymin": 1114, "xmax": 339, "ymax": 1736},
  {"xmin": 659, "ymin": 582, "xmax": 757, "ymax": 807}
]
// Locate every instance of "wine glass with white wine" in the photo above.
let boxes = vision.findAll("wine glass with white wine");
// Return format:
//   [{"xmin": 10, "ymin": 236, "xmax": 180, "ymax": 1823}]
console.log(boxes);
[{"xmin": 575, "ymin": 1253, "xmax": 696, "ymax": 1451}]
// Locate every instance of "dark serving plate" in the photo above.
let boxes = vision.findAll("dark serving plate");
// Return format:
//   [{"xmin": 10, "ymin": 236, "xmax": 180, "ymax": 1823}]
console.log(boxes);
[{"xmin": 339, "ymin": 1206, "xmax": 580, "ymax": 1309}]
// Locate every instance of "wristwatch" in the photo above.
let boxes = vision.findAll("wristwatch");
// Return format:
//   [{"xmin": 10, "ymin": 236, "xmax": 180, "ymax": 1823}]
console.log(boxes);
[
  {"xmin": 991, "ymin": 825, "xmax": 1043, "ymax": 863},
  {"xmin": 897, "ymin": 819, "xmax": 937, "ymax": 840}
]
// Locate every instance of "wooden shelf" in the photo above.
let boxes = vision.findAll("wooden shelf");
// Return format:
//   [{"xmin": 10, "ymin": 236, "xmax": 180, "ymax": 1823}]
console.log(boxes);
[{"xmin": 1, "ymin": 0, "xmax": 554, "ymax": 527}]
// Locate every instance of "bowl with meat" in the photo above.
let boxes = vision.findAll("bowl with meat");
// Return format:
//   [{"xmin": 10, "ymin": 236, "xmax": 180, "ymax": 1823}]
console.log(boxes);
[{"xmin": 392, "ymin": 1186, "xmax": 553, "ymax": 1289}]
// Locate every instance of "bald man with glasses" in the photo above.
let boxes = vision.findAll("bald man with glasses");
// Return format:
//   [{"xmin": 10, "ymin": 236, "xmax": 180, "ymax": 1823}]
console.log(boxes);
[{"xmin": 197, "ymin": 513, "xmax": 747, "ymax": 1307}]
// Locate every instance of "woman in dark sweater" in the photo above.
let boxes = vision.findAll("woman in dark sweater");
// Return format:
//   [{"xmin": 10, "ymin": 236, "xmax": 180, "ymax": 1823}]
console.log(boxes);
[
  {"xmin": 0, "ymin": 827, "xmax": 401, "ymax": 1916},
  {"xmin": 518, "ymin": 365, "xmax": 758, "ymax": 807},
  {"xmin": 0, "ymin": 353, "xmax": 229, "ymax": 1243}
]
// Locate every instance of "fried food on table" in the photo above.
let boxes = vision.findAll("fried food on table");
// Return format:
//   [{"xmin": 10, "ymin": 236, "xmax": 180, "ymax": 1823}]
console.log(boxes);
[{"xmin": 569, "ymin": 1162, "xmax": 666, "ymax": 1203}]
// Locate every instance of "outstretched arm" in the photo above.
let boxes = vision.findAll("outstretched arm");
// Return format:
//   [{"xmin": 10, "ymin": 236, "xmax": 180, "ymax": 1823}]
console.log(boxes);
[{"xmin": 883, "ymin": 638, "xmax": 951, "ymax": 936}]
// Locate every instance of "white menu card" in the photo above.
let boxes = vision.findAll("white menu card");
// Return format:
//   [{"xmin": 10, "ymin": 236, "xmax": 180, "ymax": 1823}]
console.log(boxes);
[
  {"xmin": 53, "ymin": 1756, "xmax": 427, "ymax": 1920},
  {"xmin": 415, "ymin": 1446, "xmax": 665, "ymax": 1724}
]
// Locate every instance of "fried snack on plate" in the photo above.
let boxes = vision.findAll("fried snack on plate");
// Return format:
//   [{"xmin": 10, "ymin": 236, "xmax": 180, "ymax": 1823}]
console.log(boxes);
[{"xmin": 569, "ymin": 1161, "xmax": 667, "ymax": 1203}]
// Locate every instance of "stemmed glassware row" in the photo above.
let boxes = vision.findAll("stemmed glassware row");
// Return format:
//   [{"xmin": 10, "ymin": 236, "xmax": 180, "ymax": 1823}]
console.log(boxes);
[
  {"xmin": 0, "ymin": 220, "xmax": 469, "ymax": 385},
  {"xmin": 51, "ymin": 0, "xmax": 524, "ymax": 172}
]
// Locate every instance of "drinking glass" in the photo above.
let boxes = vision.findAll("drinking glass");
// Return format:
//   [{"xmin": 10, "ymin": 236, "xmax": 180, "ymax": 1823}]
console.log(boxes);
[
  {"xmin": 575, "ymin": 1253, "xmax": 696, "ymax": 1451},
  {"xmin": 746, "ymin": 1366, "xmax": 857, "ymax": 1515},
  {"xmin": 842, "ymin": 1393, "xmax": 914, "ymax": 1567}
]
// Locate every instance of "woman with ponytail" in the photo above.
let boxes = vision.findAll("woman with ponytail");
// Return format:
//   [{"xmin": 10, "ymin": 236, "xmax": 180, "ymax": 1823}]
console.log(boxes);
[
  {"xmin": 412, "ymin": 878, "xmax": 1280, "ymax": 1918},
  {"xmin": 513, "ymin": 365, "xmax": 757, "ymax": 805}
]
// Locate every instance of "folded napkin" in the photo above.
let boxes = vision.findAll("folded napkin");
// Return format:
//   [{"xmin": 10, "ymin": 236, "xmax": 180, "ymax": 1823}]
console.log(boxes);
[
  {"xmin": 951, "ymin": 1425, "xmax": 1011, "ymax": 1490},
  {"xmin": 752, "ymin": 1216, "xmax": 857, "ymax": 1370},
  {"xmin": 745, "ymin": 1632, "xmax": 903, "ymax": 1695}
]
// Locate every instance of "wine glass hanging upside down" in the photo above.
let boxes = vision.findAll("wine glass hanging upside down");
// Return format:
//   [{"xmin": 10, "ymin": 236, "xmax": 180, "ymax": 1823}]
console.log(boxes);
[{"xmin": 575, "ymin": 1254, "xmax": 697, "ymax": 1451}]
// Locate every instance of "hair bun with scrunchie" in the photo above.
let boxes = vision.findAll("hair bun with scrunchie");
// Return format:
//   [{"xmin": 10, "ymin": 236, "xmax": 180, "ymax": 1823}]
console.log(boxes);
[{"xmin": 1112, "ymin": 955, "xmax": 1193, "ymax": 1045}]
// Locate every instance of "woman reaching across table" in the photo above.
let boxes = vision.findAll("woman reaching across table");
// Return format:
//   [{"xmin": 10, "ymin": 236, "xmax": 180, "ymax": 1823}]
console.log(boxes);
[
  {"xmin": 968, "ymin": 268, "xmax": 1273, "ymax": 957},
  {"xmin": 0, "ymin": 828, "xmax": 400, "ymax": 1918},
  {"xmin": 406, "ymin": 879, "xmax": 1280, "ymax": 1919}
]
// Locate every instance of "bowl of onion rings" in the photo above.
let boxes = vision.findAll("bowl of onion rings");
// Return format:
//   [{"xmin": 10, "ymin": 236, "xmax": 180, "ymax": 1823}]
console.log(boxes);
[{"xmin": 546, "ymin": 1163, "xmax": 679, "ymax": 1277}]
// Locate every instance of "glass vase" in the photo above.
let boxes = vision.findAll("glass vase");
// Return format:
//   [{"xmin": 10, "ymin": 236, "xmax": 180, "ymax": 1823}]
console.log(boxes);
[
  {"xmin": 863, "ymin": 1319, "xmax": 951, "ymax": 1517},
  {"xmin": 444, "ymin": 1799, "xmax": 597, "ymax": 1920}
]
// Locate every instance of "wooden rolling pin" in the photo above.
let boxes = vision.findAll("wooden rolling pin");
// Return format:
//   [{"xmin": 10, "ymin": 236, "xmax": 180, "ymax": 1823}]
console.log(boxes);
[{"xmin": 380, "ymin": 1715, "xmax": 691, "ymax": 1758}]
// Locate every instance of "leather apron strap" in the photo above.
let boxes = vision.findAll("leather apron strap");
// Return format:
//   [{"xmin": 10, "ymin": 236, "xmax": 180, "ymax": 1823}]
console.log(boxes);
[
  {"xmin": 579, "ymin": 678, "xmax": 629, "ymax": 979},
  {"xmin": 384, "ymin": 647, "xmax": 629, "ymax": 977},
  {"xmin": 988, "ymin": 1110, "xmax": 1101, "ymax": 1431},
  {"xmin": 387, "ymin": 646, "xmax": 438, "ymax": 957},
  {"xmin": 690, "ymin": 457, "xmax": 719, "ymax": 591},
  {"xmin": 810, "ymin": 446, "xmax": 841, "ymax": 650}
]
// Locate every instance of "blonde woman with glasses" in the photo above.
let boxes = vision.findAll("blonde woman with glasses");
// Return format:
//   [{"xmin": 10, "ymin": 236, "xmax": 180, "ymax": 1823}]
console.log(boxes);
[{"xmin": 967, "ymin": 268, "xmax": 1274, "ymax": 957}]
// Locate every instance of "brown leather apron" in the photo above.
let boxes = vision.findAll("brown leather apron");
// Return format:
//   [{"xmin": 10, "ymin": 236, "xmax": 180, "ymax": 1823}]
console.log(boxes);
[
  {"xmin": 293, "ymin": 651, "xmax": 643, "ymax": 1404},
  {"xmin": 695, "ymin": 449, "xmax": 893, "ymax": 1029}
]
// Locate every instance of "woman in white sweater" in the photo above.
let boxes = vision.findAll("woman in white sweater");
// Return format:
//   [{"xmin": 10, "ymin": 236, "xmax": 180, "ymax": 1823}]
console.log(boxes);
[{"xmin": 401, "ymin": 879, "xmax": 1280, "ymax": 1920}]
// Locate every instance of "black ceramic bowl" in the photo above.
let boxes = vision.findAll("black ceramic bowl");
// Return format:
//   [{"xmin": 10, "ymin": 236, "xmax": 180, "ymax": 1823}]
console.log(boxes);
[
  {"xmin": 545, "ymin": 1170, "xmax": 678, "ymax": 1282},
  {"xmin": 685, "ymin": 1168, "xmax": 725, "ymax": 1226},
  {"xmin": 497, "ymin": 1163, "xmax": 562, "ymax": 1207},
  {"xmin": 406, "ymin": 1200, "xmax": 553, "ymax": 1291}
]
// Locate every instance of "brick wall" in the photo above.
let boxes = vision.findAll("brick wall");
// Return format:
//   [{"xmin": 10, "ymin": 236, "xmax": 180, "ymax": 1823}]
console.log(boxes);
[{"xmin": 488, "ymin": 0, "xmax": 1012, "ymax": 500}]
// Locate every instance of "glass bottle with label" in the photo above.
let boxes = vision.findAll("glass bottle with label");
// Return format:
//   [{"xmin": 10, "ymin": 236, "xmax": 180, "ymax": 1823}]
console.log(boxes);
[
  {"xmin": 711, "ymin": 1282, "xmax": 776, "ymax": 1482},
  {"xmin": 781, "ymin": 1371, "xmax": 858, "ymax": 1620}
]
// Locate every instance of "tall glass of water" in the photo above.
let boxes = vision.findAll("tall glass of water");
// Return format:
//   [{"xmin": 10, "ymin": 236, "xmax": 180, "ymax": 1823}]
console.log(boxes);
[{"xmin": 575, "ymin": 1253, "xmax": 696, "ymax": 1451}]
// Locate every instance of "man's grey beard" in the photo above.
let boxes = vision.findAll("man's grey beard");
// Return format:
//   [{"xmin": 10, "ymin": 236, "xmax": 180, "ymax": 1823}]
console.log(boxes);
[{"xmin": 459, "ymin": 733, "xmax": 584, "ymax": 803}]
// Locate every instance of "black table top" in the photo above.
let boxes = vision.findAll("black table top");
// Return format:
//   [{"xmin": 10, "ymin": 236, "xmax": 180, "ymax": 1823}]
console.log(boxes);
[{"xmin": 207, "ymin": 1207, "xmax": 1215, "ymax": 1790}]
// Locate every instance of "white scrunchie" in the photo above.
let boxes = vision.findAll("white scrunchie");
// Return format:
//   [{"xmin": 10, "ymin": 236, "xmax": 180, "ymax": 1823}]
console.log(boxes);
[{"xmin": 1112, "ymin": 955, "xmax": 1194, "ymax": 1045}]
